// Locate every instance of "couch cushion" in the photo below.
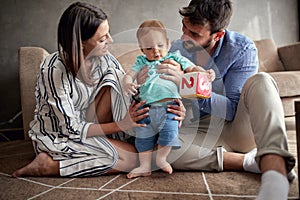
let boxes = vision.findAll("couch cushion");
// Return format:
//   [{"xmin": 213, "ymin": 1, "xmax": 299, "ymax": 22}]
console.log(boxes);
[
  {"xmin": 19, "ymin": 47, "xmax": 49, "ymax": 140},
  {"xmin": 109, "ymin": 43, "xmax": 142, "ymax": 72},
  {"xmin": 278, "ymin": 42, "xmax": 300, "ymax": 71},
  {"xmin": 254, "ymin": 39, "xmax": 285, "ymax": 72},
  {"xmin": 269, "ymin": 71, "xmax": 300, "ymax": 97}
]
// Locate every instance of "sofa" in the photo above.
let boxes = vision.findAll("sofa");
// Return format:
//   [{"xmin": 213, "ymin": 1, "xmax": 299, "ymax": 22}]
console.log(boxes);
[
  {"xmin": 254, "ymin": 39, "xmax": 300, "ymax": 117},
  {"xmin": 18, "ymin": 39, "xmax": 300, "ymax": 140}
]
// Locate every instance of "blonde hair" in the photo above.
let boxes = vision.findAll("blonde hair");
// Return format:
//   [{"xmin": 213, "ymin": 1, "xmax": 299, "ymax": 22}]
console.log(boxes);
[{"xmin": 136, "ymin": 20, "xmax": 168, "ymax": 44}]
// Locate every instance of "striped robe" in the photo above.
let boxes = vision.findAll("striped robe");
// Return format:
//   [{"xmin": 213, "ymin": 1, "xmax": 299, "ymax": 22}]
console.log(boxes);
[{"xmin": 29, "ymin": 52, "xmax": 132, "ymax": 177}]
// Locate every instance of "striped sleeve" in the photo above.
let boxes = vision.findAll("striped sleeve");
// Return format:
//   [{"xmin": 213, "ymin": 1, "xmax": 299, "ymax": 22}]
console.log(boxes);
[{"xmin": 40, "ymin": 54, "xmax": 91, "ymax": 141}]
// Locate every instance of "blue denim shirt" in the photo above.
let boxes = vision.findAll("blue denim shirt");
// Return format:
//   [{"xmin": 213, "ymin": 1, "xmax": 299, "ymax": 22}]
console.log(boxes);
[{"xmin": 170, "ymin": 30, "xmax": 258, "ymax": 121}]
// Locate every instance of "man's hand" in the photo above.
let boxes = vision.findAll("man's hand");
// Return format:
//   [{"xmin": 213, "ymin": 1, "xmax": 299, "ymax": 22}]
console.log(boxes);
[{"xmin": 156, "ymin": 59, "xmax": 183, "ymax": 86}]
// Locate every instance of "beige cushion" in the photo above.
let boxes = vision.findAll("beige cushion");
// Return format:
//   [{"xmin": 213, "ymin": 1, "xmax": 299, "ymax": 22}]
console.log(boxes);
[
  {"xmin": 254, "ymin": 39, "xmax": 285, "ymax": 72},
  {"xmin": 269, "ymin": 71, "xmax": 300, "ymax": 97},
  {"xmin": 19, "ymin": 47, "xmax": 49, "ymax": 140},
  {"xmin": 278, "ymin": 42, "xmax": 300, "ymax": 71}
]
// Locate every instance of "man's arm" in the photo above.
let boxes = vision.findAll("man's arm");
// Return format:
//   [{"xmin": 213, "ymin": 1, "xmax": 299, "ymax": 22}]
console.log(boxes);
[{"xmin": 197, "ymin": 47, "xmax": 258, "ymax": 121}]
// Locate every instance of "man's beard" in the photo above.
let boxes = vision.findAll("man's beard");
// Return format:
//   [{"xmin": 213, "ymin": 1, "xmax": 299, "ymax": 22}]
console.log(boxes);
[{"xmin": 183, "ymin": 39, "xmax": 213, "ymax": 52}]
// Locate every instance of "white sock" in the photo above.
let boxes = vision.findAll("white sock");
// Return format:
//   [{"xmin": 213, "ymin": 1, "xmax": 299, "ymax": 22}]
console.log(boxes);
[
  {"xmin": 243, "ymin": 148, "xmax": 297, "ymax": 182},
  {"xmin": 256, "ymin": 170, "xmax": 289, "ymax": 200},
  {"xmin": 243, "ymin": 148, "xmax": 260, "ymax": 173}
]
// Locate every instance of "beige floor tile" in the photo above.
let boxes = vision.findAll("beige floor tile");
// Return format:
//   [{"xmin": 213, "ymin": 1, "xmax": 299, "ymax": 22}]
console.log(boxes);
[
  {"xmin": 32, "ymin": 188, "xmax": 108, "ymax": 200},
  {"xmin": 0, "ymin": 174, "xmax": 50, "ymax": 200},
  {"xmin": 205, "ymin": 171, "xmax": 260, "ymax": 196},
  {"xmin": 123, "ymin": 171, "xmax": 207, "ymax": 193}
]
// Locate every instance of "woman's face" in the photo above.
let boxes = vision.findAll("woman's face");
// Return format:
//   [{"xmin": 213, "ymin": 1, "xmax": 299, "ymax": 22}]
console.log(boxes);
[{"xmin": 82, "ymin": 19, "xmax": 113, "ymax": 58}]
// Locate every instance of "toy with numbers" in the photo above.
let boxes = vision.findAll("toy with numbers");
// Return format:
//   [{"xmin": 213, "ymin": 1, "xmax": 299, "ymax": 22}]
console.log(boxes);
[{"xmin": 180, "ymin": 72, "xmax": 212, "ymax": 99}]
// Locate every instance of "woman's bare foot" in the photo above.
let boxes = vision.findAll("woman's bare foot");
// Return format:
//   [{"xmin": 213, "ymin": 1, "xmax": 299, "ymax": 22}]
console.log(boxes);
[
  {"xmin": 127, "ymin": 166, "xmax": 151, "ymax": 179},
  {"xmin": 12, "ymin": 152, "xmax": 59, "ymax": 177},
  {"xmin": 157, "ymin": 160, "xmax": 173, "ymax": 174}
]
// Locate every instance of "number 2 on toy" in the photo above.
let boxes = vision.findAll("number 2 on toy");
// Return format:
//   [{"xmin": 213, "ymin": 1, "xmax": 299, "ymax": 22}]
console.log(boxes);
[{"xmin": 181, "ymin": 76, "xmax": 194, "ymax": 89}]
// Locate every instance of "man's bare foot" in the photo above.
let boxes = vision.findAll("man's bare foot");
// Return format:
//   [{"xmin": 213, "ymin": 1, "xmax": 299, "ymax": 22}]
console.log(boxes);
[
  {"xmin": 157, "ymin": 160, "xmax": 173, "ymax": 174},
  {"xmin": 127, "ymin": 166, "xmax": 151, "ymax": 179},
  {"xmin": 12, "ymin": 152, "xmax": 59, "ymax": 177}
]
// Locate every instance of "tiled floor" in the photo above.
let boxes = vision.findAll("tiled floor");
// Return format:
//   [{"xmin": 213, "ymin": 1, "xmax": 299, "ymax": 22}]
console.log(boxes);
[{"xmin": 0, "ymin": 117, "xmax": 299, "ymax": 200}]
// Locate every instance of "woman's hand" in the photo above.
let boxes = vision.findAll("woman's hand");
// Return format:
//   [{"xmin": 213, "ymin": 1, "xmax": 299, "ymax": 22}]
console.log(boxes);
[
  {"xmin": 157, "ymin": 59, "xmax": 183, "ymax": 86},
  {"xmin": 167, "ymin": 99, "xmax": 186, "ymax": 128},
  {"xmin": 118, "ymin": 100, "xmax": 149, "ymax": 131}
]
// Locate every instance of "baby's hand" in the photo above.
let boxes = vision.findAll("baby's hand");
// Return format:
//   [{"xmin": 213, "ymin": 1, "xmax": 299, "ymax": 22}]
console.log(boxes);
[
  {"xmin": 124, "ymin": 83, "xmax": 140, "ymax": 96},
  {"xmin": 207, "ymin": 69, "xmax": 215, "ymax": 82}
]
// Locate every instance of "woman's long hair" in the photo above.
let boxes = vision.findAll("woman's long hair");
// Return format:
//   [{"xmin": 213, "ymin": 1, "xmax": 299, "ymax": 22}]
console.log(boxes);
[{"xmin": 57, "ymin": 2, "xmax": 107, "ymax": 85}]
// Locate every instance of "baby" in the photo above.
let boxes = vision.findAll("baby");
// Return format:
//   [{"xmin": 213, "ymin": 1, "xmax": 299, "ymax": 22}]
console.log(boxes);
[{"xmin": 123, "ymin": 20, "xmax": 215, "ymax": 179}]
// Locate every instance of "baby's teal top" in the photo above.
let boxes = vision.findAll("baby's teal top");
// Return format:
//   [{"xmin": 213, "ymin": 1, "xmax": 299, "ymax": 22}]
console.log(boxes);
[{"xmin": 131, "ymin": 50, "xmax": 194, "ymax": 104}]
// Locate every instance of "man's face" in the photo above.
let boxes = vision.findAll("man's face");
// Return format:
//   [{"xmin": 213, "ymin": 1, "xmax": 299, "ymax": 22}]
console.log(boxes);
[{"xmin": 181, "ymin": 17, "xmax": 216, "ymax": 52}]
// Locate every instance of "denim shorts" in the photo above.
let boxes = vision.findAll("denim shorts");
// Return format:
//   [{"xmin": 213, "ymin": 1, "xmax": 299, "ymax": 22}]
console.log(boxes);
[{"xmin": 135, "ymin": 101, "xmax": 181, "ymax": 152}]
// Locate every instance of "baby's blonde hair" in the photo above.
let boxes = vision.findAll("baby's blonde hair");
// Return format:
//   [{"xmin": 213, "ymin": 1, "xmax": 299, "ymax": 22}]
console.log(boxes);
[{"xmin": 136, "ymin": 20, "xmax": 168, "ymax": 44}]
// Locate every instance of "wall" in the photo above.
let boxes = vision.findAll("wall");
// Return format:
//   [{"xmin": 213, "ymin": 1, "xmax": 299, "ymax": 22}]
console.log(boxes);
[{"xmin": 0, "ymin": 0, "xmax": 299, "ymax": 131}]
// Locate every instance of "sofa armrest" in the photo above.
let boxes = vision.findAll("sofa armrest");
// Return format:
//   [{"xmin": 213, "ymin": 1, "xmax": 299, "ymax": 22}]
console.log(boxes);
[
  {"xmin": 278, "ymin": 42, "xmax": 300, "ymax": 71},
  {"xmin": 19, "ymin": 47, "xmax": 49, "ymax": 140}
]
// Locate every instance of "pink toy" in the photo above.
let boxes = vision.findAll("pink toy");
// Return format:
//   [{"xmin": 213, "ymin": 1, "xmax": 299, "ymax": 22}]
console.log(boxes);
[{"xmin": 180, "ymin": 72, "xmax": 212, "ymax": 99}]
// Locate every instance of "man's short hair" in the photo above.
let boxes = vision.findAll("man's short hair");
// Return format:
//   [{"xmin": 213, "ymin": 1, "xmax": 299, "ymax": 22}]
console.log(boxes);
[{"xmin": 179, "ymin": 0, "xmax": 233, "ymax": 34}]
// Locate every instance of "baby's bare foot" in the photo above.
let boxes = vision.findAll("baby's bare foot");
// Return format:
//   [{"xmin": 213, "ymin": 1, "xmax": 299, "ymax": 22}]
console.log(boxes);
[
  {"xmin": 127, "ymin": 166, "xmax": 151, "ymax": 179},
  {"xmin": 160, "ymin": 163, "xmax": 173, "ymax": 174},
  {"xmin": 156, "ymin": 160, "xmax": 173, "ymax": 174}
]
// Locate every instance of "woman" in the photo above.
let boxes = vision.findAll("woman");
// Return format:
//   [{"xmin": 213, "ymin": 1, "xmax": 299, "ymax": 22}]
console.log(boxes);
[{"xmin": 12, "ymin": 2, "xmax": 185, "ymax": 177}]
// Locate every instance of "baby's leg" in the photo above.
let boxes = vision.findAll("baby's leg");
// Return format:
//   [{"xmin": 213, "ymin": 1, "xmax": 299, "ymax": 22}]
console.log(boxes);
[
  {"xmin": 127, "ymin": 150, "xmax": 152, "ymax": 179},
  {"xmin": 156, "ymin": 145, "xmax": 173, "ymax": 174}
]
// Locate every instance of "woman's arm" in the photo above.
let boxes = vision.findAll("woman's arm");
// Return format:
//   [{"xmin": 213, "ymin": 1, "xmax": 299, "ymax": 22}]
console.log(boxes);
[
  {"xmin": 87, "ymin": 100, "xmax": 149, "ymax": 137},
  {"xmin": 42, "ymin": 56, "xmax": 149, "ymax": 140}
]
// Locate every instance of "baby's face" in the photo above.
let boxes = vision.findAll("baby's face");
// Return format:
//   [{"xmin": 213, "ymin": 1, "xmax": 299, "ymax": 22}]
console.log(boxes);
[{"xmin": 139, "ymin": 30, "xmax": 170, "ymax": 61}]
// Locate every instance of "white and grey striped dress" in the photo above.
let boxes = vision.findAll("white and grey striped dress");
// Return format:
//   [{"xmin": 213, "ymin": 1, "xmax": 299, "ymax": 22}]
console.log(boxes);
[{"xmin": 29, "ymin": 51, "xmax": 132, "ymax": 177}]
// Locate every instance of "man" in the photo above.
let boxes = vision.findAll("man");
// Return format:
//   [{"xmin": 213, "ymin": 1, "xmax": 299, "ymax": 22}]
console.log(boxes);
[{"xmin": 155, "ymin": 0, "xmax": 296, "ymax": 199}]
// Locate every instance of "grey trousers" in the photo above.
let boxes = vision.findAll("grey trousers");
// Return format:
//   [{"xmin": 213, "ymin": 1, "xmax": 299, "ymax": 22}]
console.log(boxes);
[{"xmin": 168, "ymin": 72, "xmax": 295, "ymax": 172}]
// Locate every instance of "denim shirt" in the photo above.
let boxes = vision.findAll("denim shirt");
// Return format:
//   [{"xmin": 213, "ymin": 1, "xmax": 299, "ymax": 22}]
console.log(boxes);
[{"xmin": 170, "ymin": 30, "xmax": 258, "ymax": 121}]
